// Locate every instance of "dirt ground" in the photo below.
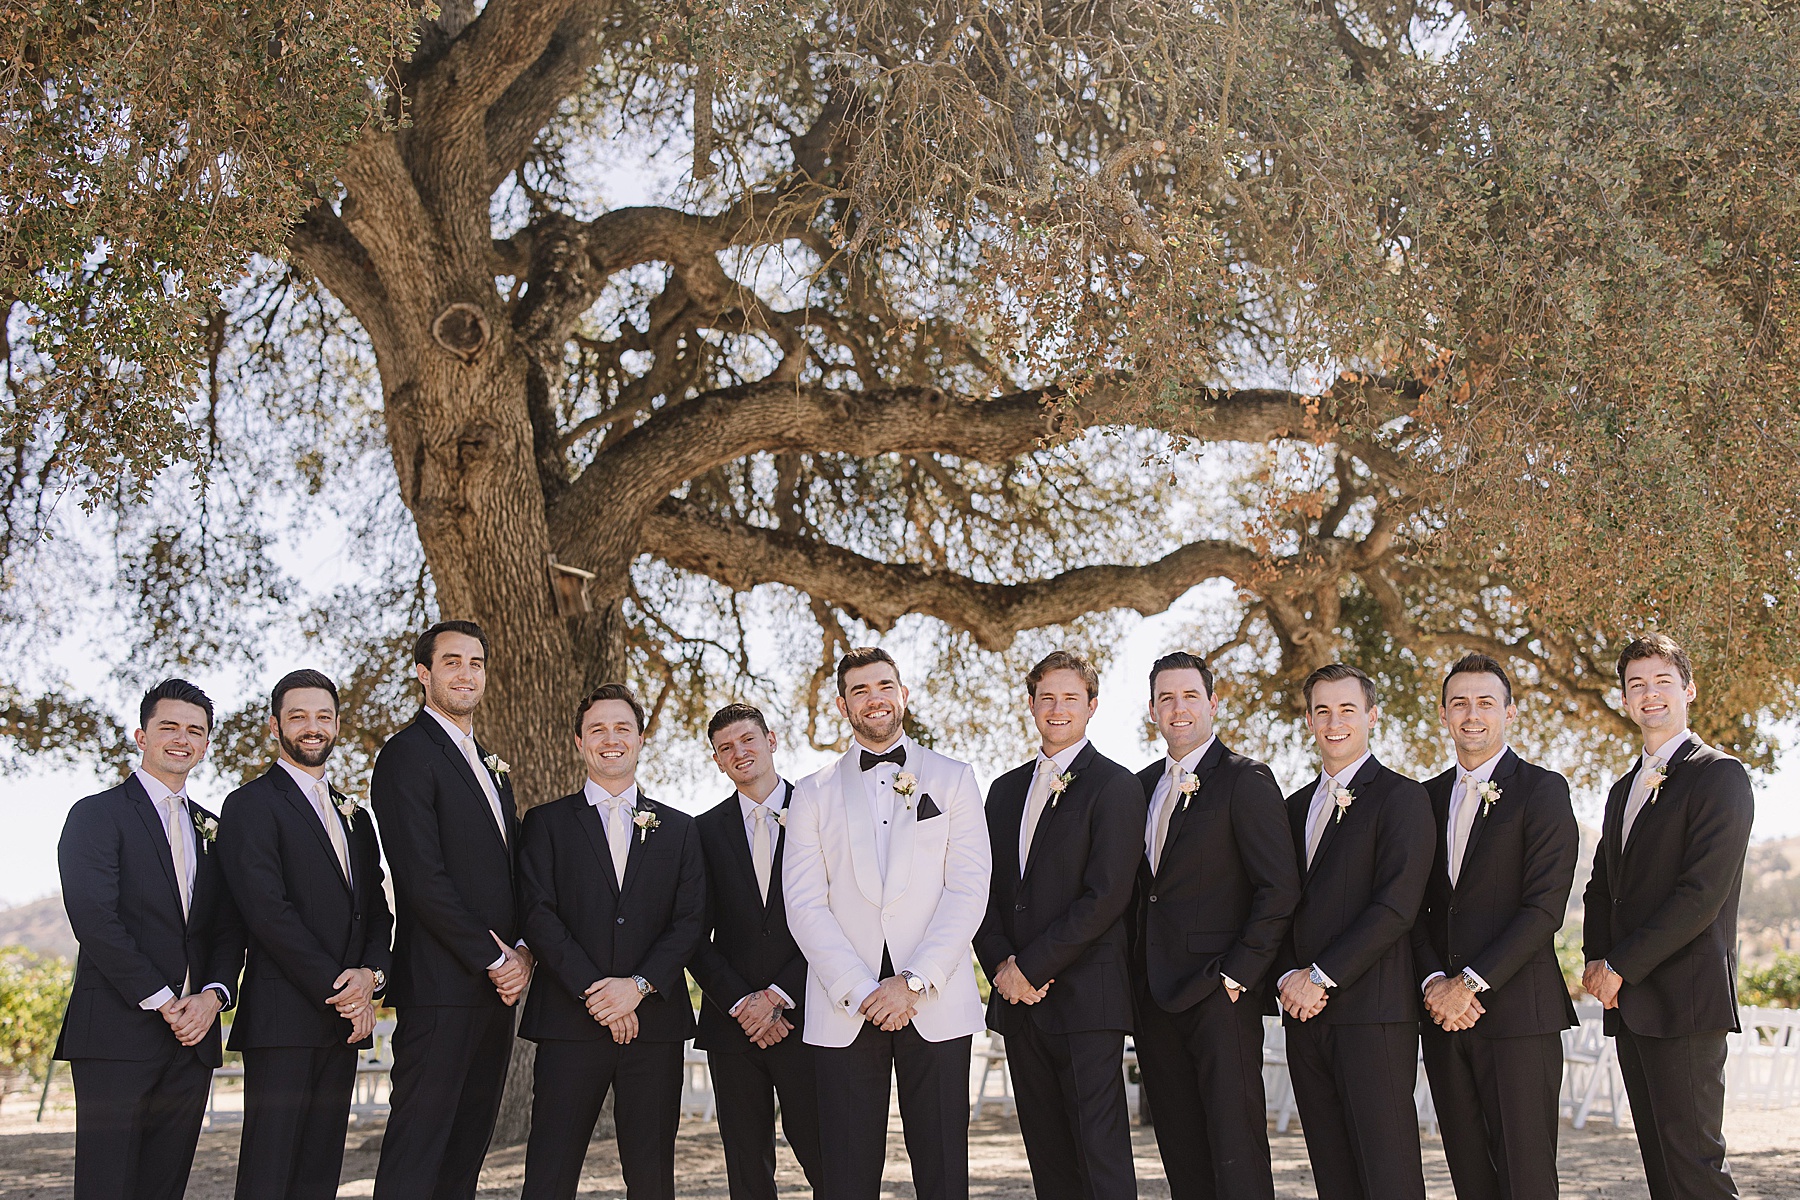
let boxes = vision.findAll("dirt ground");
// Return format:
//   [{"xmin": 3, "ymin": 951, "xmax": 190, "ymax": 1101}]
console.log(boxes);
[{"xmin": 5, "ymin": 1085, "xmax": 1800, "ymax": 1199}]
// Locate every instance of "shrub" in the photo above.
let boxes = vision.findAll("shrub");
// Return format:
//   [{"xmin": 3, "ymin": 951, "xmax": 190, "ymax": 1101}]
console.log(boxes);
[
  {"xmin": 0, "ymin": 945, "xmax": 72, "ymax": 1086},
  {"xmin": 1739, "ymin": 951, "xmax": 1800, "ymax": 1008}
]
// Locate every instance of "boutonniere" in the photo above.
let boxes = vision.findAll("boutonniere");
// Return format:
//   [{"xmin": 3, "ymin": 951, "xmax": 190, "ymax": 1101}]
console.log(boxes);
[
  {"xmin": 777, "ymin": 808, "xmax": 787, "ymax": 827},
  {"xmin": 1474, "ymin": 779, "xmax": 1502, "ymax": 818},
  {"xmin": 1331, "ymin": 782, "xmax": 1354, "ymax": 823},
  {"xmin": 334, "ymin": 792, "xmax": 362, "ymax": 826},
  {"xmin": 893, "ymin": 771, "xmax": 919, "ymax": 809},
  {"xmin": 483, "ymin": 753, "xmax": 511, "ymax": 779},
  {"xmin": 1048, "ymin": 770, "xmax": 1074, "ymax": 808},
  {"xmin": 1177, "ymin": 770, "xmax": 1201, "ymax": 812},
  {"xmin": 1643, "ymin": 764, "xmax": 1668, "ymax": 803},
  {"xmin": 632, "ymin": 808, "xmax": 661, "ymax": 842},
  {"xmin": 192, "ymin": 809, "xmax": 219, "ymax": 851}
]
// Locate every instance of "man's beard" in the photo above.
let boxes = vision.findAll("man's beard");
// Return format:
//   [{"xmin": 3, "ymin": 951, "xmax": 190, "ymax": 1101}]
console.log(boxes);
[
  {"xmin": 848, "ymin": 703, "xmax": 904, "ymax": 746},
  {"xmin": 280, "ymin": 730, "xmax": 335, "ymax": 769}
]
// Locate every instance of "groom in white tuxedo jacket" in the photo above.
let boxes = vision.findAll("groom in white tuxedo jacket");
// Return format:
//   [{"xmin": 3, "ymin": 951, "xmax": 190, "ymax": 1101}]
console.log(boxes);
[{"xmin": 784, "ymin": 647, "xmax": 991, "ymax": 1200}]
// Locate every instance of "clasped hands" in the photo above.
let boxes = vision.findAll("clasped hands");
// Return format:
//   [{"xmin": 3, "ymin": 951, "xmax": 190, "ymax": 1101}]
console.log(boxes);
[
  {"xmin": 992, "ymin": 956, "xmax": 1051, "ymax": 1006},
  {"xmin": 1422, "ymin": 976, "xmax": 1486, "ymax": 1031},
  {"xmin": 1278, "ymin": 971, "xmax": 1329, "ymax": 1021},
  {"xmin": 1581, "ymin": 960, "xmax": 1623, "ymax": 1009},
  {"xmin": 735, "ymin": 989, "xmax": 794, "ymax": 1048},
  {"xmin": 487, "ymin": 931, "xmax": 535, "ymax": 1006},
  {"xmin": 584, "ymin": 976, "xmax": 645, "ymax": 1044},
  {"xmin": 326, "ymin": 967, "xmax": 379, "ymax": 1042},
  {"xmin": 859, "ymin": 975, "xmax": 919, "ymax": 1031},
  {"xmin": 159, "ymin": 989, "xmax": 223, "ymax": 1047}
]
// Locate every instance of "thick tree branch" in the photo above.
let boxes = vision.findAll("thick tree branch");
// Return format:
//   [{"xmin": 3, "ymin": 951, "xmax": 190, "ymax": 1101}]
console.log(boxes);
[
  {"xmin": 285, "ymin": 203, "xmax": 397, "ymax": 356},
  {"xmin": 483, "ymin": 2, "xmax": 612, "ymax": 192},
  {"xmin": 640, "ymin": 499, "xmax": 1264, "ymax": 650}
]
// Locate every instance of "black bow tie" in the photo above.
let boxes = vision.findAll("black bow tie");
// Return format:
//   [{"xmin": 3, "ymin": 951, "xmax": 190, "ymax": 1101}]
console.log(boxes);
[{"xmin": 860, "ymin": 745, "xmax": 906, "ymax": 772}]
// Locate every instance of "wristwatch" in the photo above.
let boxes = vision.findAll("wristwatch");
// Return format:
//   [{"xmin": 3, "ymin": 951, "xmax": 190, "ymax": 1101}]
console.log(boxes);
[
  {"xmin": 1308, "ymin": 965, "xmax": 1332, "ymax": 989},
  {"xmin": 631, "ymin": 974, "xmax": 654, "ymax": 997},
  {"xmin": 1459, "ymin": 968, "xmax": 1488, "ymax": 994},
  {"xmin": 369, "ymin": 968, "xmax": 387, "ymax": 995},
  {"xmin": 900, "ymin": 970, "xmax": 928, "ymax": 996}
]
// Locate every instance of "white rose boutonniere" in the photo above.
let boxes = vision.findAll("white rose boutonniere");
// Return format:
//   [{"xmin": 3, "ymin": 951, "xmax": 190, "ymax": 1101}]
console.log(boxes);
[
  {"xmin": 632, "ymin": 808, "xmax": 661, "ymax": 842},
  {"xmin": 777, "ymin": 808, "xmax": 787, "ymax": 827},
  {"xmin": 1474, "ymin": 779, "xmax": 1502, "ymax": 818},
  {"xmin": 893, "ymin": 771, "xmax": 919, "ymax": 809},
  {"xmin": 483, "ymin": 753, "xmax": 510, "ymax": 779},
  {"xmin": 1177, "ymin": 770, "xmax": 1201, "ymax": 811},
  {"xmin": 1331, "ymin": 782, "xmax": 1354, "ymax": 823},
  {"xmin": 1048, "ymin": 771, "xmax": 1074, "ymax": 808},
  {"xmin": 1643, "ymin": 764, "xmax": 1668, "ymax": 803},
  {"xmin": 334, "ymin": 793, "xmax": 362, "ymax": 826},
  {"xmin": 192, "ymin": 809, "xmax": 219, "ymax": 852}
]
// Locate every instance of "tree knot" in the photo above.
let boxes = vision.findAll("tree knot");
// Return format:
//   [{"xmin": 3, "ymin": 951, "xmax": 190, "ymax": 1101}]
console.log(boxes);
[{"xmin": 432, "ymin": 303, "xmax": 492, "ymax": 363}]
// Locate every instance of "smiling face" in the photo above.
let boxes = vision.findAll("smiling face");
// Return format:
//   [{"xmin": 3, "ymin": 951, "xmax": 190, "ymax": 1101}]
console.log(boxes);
[
  {"xmin": 1306, "ymin": 676, "xmax": 1378, "ymax": 777},
  {"xmin": 578, "ymin": 698, "xmax": 644, "ymax": 790},
  {"xmin": 1440, "ymin": 671, "xmax": 1514, "ymax": 769},
  {"xmin": 836, "ymin": 662, "xmax": 908, "ymax": 750},
  {"xmin": 135, "ymin": 699, "xmax": 211, "ymax": 788},
  {"xmin": 1621, "ymin": 653, "xmax": 1696, "ymax": 750},
  {"xmin": 1150, "ymin": 666, "xmax": 1219, "ymax": 760},
  {"xmin": 1029, "ymin": 668, "xmax": 1098, "ymax": 756},
  {"xmin": 273, "ymin": 687, "xmax": 339, "ymax": 772},
  {"xmin": 710, "ymin": 719, "xmax": 778, "ymax": 793},
  {"xmin": 417, "ymin": 631, "xmax": 486, "ymax": 720}
]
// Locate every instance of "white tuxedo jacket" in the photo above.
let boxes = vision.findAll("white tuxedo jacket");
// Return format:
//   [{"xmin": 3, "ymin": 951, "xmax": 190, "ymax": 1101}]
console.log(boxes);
[{"xmin": 783, "ymin": 739, "xmax": 992, "ymax": 1047}]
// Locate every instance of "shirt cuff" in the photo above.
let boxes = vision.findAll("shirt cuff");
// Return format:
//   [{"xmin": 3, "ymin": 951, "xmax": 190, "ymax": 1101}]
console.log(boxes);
[
  {"xmin": 1277, "ymin": 969, "xmax": 1298, "ymax": 990},
  {"xmin": 140, "ymin": 986, "xmax": 175, "ymax": 1011},
  {"xmin": 1421, "ymin": 971, "xmax": 1447, "ymax": 994},
  {"xmin": 1311, "ymin": 963, "xmax": 1338, "ymax": 989},
  {"xmin": 1221, "ymin": 973, "xmax": 1244, "ymax": 992},
  {"xmin": 844, "ymin": 978, "xmax": 879, "ymax": 1013},
  {"xmin": 768, "ymin": 984, "xmax": 795, "ymax": 1009},
  {"xmin": 488, "ymin": 952, "xmax": 508, "ymax": 971},
  {"xmin": 202, "ymin": 982, "xmax": 231, "ymax": 1006}
]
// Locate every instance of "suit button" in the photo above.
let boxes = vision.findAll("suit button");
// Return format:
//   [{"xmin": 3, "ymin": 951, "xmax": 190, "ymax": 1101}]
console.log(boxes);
[
  {"xmin": 1015, "ymin": 903, "xmax": 1026, "ymax": 912},
  {"xmin": 1614, "ymin": 898, "xmax": 1622, "ymax": 906},
  {"xmin": 1149, "ymin": 895, "xmax": 1158, "ymax": 903},
  {"xmin": 1449, "ymin": 906, "xmax": 1459, "ymax": 915},
  {"xmin": 616, "ymin": 917, "xmax": 625, "ymax": 925}
]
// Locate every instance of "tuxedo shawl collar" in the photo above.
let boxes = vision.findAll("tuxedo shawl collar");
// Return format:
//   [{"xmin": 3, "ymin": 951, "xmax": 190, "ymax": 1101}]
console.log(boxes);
[{"xmin": 829, "ymin": 746, "xmax": 923, "ymax": 907}]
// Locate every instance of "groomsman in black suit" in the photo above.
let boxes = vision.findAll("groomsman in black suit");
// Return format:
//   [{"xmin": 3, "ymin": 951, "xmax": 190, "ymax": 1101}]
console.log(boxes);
[
  {"xmin": 690, "ymin": 703, "xmax": 824, "ymax": 1199},
  {"xmin": 974, "ymin": 651, "xmax": 1144, "ymax": 1200},
  {"xmin": 517, "ymin": 683, "xmax": 707, "ymax": 1200},
  {"xmin": 218, "ymin": 669, "xmax": 396, "ymax": 1200},
  {"xmin": 1275, "ymin": 663, "xmax": 1434, "ymax": 1200},
  {"xmin": 1583, "ymin": 634, "xmax": 1753, "ymax": 1200},
  {"xmin": 1413, "ymin": 654, "xmax": 1579, "ymax": 1200},
  {"xmin": 1129, "ymin": 652, "xmax": 1300, "ymax": 1200},
  {"xmin": 55, "ymin": 678, "xmax": 245, "ymax": 1200},
  {"xmin": 373, "ymin": 621, "xmax": 534, "ymax": 1200}
]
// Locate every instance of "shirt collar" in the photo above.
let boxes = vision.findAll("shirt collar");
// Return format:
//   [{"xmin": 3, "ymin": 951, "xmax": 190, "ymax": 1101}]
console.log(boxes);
[
  {"xmin": 738, "ymin": 779, "xmax": 791, "ymax": 822},
  {"xmin": 133, "ymin": 768, "xmax": 187, "ymax": 807},
  {"xmin": 1319, "ymin": 750, "xmax": 1373, "ymax": 792},
  {"xmin": 1643, "ymin": 729, "xmax": 1692, "ymax": 767},
  {"xmin": 1167, "ymin": 735, "xmax": 1216, "ymax": 776},
  {"xmin": 584, "ymin": 778, "xmax": 638, "ymax": 810},
  {"xmin": 277, "ymin": 758, "xmax": 331, "ymax": 800},
  {"xmin": 425, "ymin": 704, "xmax": 476, "ymax": 746},
  {"xmin": 1455, "ymin": 745, "xmax": 1508, "ymax": 786},
  {"xmin": 1038, "ymin": 738, "xmax": 1088, "ymax": 774}
]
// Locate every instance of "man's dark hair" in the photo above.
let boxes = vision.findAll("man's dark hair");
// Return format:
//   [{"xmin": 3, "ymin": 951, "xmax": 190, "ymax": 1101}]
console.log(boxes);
[
  {"xmin": 836, "ymin": 647, "xmax": 901, "ymax": 696},
  {"xmin": 707, "ymin": 703, "xmax": 769, "ymax": 743},
  {"xmin": 271, "ymin": 669, "xmax": 340, "ymax": 718},
  {"xmin": 139, "ymin": 678, "xmax": 215, "ymax": 733},
  {"xmin": 1148, "ymin": 651, "xmax": 1215, "ymax": 700},
  {"xmin": 1026, "ymin": 650, "xmax": 1100, "ymax": 701},
  {"xmin": 413, "ymin": 620, "xmax": 491, "ymax": 669},
  {"xmin": 1616, "ymin": 633, "xmax": 1693, "ymax": 690},
  {"xmin": 1302, "ymin": 663, "xmax": 1378, "ymax": 709},
  {"xmin": 1441, "ymin": 653, "xmax": 1513, "ymax": 706},
  {"xmin": 577, "ymin": 683, "xmax": 648, "ymax": 735}
]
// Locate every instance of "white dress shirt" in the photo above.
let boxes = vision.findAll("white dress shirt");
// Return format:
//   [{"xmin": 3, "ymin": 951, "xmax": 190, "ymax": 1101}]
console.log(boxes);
[
  {"xmin": 584, "ymin": 778, "xmax": 640, "ymax": 886},
  {"xmin": 856, "ymin": 737, "xmax": 913, "ymax": 882},
  {"xmin": 133, "ymin": 769, "xmax": 232, "ymax": 1011},
  {"xmin": 1144, "ymin": 736, "xmax": 1215, "ymax": 858},
  {"xmin": 276, "ymin": 759, "xmax": 351, "ymax": 883},
  {"xmin": 1421, "ymin": 746, "xmax": 1508, "ymax": 994},
  {"xmin": 729, "ymin": 779, "xmax": 797, "ymax": 1016}
]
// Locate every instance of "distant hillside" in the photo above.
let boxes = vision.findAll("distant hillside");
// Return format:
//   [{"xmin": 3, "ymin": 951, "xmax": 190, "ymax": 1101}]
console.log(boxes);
[{"xmin": 0, "ymin": 895, "xmax": 75, "ymax": 961}]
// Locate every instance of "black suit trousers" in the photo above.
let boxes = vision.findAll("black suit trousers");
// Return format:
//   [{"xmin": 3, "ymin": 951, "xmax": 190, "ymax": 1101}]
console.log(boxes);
[
  {"xmin": 520, "ymin": 1037, "xmax": 684, "ymax": 1200},
  {"xmin": 1136, "ymin": 987, "xmax": 1273, "ymax": 1200},
  {"xmin": 709, "ymin": 1035, "xmax": 824, "ymax": 1200},
  {"xmin": 1285, "ymin": 1019, "xmax": 1425, "ymax": 1200},
  {"xmin": 70, "ymin": 1045, "xmax": 214, "ymax": 1200},
  {"xmin": 373, "ymin": 1005, "xmax": 516, "ymax": 1200},
  {"xmin": 236, "ymin": 1045, "xmax": 360, "ymax": 1200},
  {"xmin": 1004, "ymin": 1022, "xmax": 1134, "ymax": 1200},
  {"xmin": 1420, "ymin": 1027, "xmax": 1563, "ymax": 1200},
  {"xmin": 1615, "ymin": 1027, "xmax": 1737, "ymax": 1200},
  {"xmin": 815, "ymin": 1024, "xmax": 972, "ymax": 1200}
]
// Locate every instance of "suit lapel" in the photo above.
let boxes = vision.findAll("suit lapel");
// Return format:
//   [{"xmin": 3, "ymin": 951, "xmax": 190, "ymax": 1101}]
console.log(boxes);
[
  {"xmin": 883, "ymin": 768, "xmax": 919, "ymax": 907},
  {"xmin": 417, "ymin": 713, "xmax": 510, "ymax": 855},
  {"xmin": 1155, "ymin": 739, "xmax": 1226, "ymax": 882},
  {"xmin": 1307, "ymin": 756, "xmax": 1380, "ymax": 881},
  {"xmin": 1289, "ymin": 780, "xmax": 1315, "ymax": 873},
  {"xmin": 835, "ymin": 756, "xmax": 885, "ymax": 905},
  {"xmin": 717, "ymin": 790, "xmax": 762, "ymax": 907},
  {"xmin": 1454, "ymin": 748, "xmax": 1516, "ymax": 889},
  {"xmin": 619, "ymin": 795, "xmax": 660, "ymax": 899},
  {"xmin": 128, "ymin": 775, "xmax": 187, "ymax": 922},
  {"xmin": 271, "ymin": 766, "xmax": 352, "ymax": 891},
  {"xmin": 1623, "ymin": 736, "xmax": 1700, "ymax": 856},
  {"xmin": 578, "ymin": 798, "xmax": 623, "ymax": 896},
  {"xmin": 765, "ymin": 780, "xmax": 795, "ymax": 917},
  {"xmin": 1602, "ymin": 768, "xmax": 1632, "ymax": 891}
]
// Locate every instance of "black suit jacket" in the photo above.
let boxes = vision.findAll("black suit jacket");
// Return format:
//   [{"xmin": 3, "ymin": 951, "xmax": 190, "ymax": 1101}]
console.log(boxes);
[
  {"xmin": 518, "ymin": 790, "xmax": 706, "ymax": 1043},
  {"xmin": 54, "ymin": 775, "xmax": 245, "ymax": 1067},
  {"xmin": 218, "ymin": 764, "xmax": 395, "ymax": 1050},
  {"xmin": 1276, "ymin": 756, "xmax": 1433, "ymax": 1025},
  {"xmin": 370, "ymin": 712, "xmax": 521, "ymax": 1008},
  {"xmin": 1129, "ymin": 739, "xmax": 1300, "ymax": 1015},
  {"xmin": 1583, "ymin": 737, "xmax": 1753, "ymax": 1037},
  {"xmin": 690, "ymin": 783, "xmax": 809, "ymax": 1053},
  {"xmin": 1411, "ymin": 749, "xmax": 1579, "ymax": 1038},
  {"xmin": 974, "ymin": 743, "xmax": 1145, "ymax": 1036}
]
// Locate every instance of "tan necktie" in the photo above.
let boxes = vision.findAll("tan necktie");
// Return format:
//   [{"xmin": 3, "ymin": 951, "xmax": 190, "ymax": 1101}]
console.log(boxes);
[
  {"xmin": 601, "ymin": 797, "xmax": 631, "ymax": 886},
  {"xmin": 1305, "ymin": 781, "xmax": 1336, "ymax": 868},
  {"xmin": 750, "ymin": 804, "xmax": 774, "ymax": 901},
  {"xmin": 1621, "ymin": 753, "xmax": 1666, "ymax": 845},
  {"xmin": 163, "ymin": 794, "xmax": 193, "ymax": 997},
  {"xmin": 312, "ymin": 781, "xmax": 352, "ymax": 882},
  {"xmin": 1019, "ymin": 759, "xmax": 1056, "ymax": 874},
  {"xmin": 460, "ymin": 733, "xmax": 509, "ymax": 841},
  {"xmin": 1150, "ymin": 761, "xmax": 1181, "ymax": 873},
  {"xmin": 1448, "ymin": 773, "xmax": 1480, "ymax": 887}
]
